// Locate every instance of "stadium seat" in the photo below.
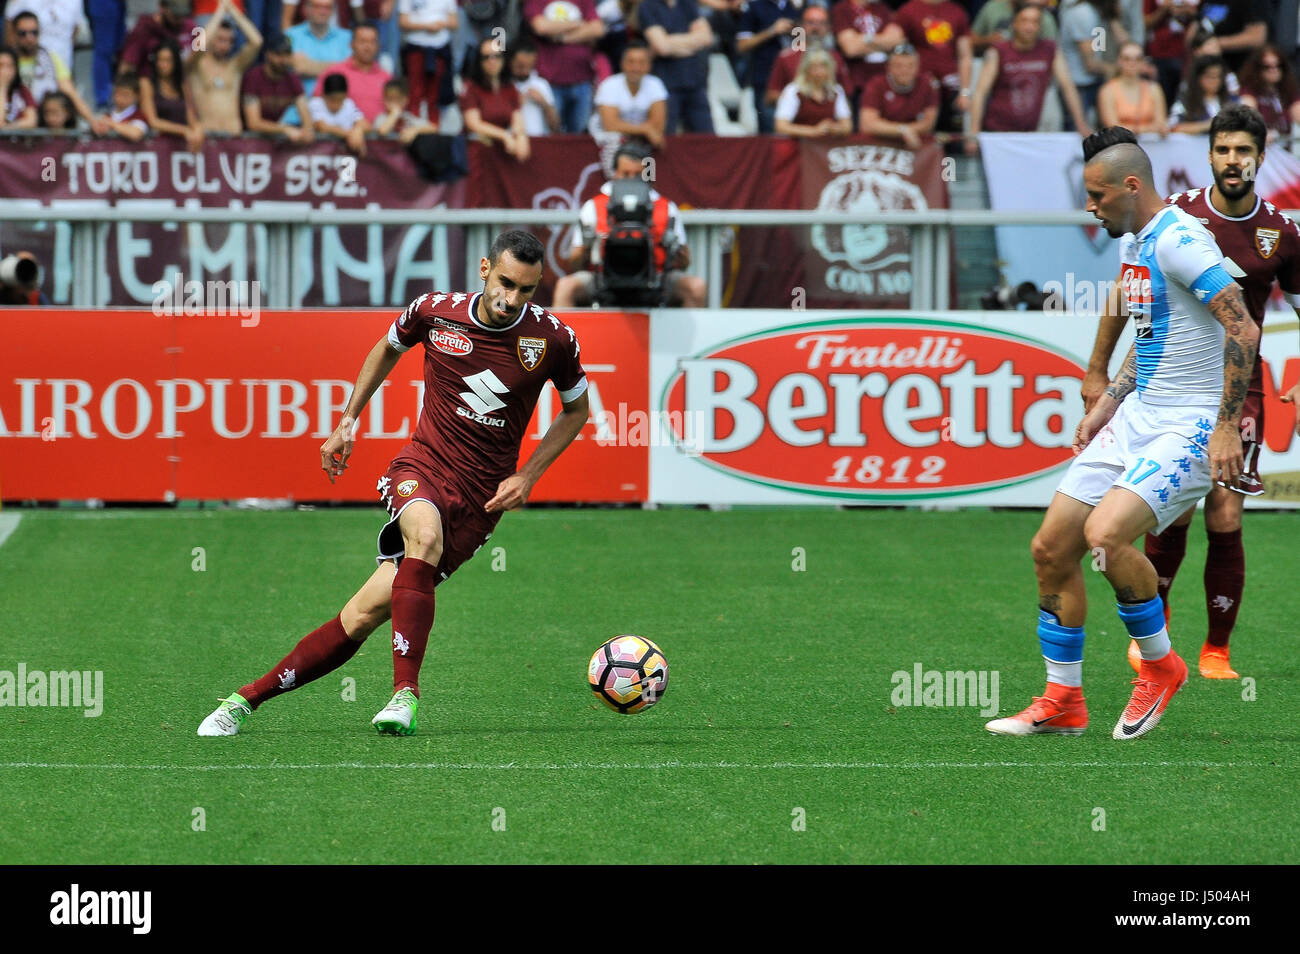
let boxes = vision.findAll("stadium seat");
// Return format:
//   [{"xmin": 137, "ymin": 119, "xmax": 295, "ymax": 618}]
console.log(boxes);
[{"xmin": 707, "ymin": 53, "xmax": 756, "ymax": 136}]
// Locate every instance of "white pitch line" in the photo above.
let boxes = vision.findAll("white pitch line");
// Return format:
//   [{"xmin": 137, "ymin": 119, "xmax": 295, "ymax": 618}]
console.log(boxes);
[
  {"xmin": 0, "ymin": 760, "xmax": 1271, "ymax": 771},
  {"xmin": 0, "ymin": 513, "xmax": 20, "ymax": 549}
]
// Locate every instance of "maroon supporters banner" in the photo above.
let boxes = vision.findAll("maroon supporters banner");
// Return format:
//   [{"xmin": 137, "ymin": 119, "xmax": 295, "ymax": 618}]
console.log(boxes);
[
  {"xmin": 468, "ymin": 134, "xmax": 946, "ymax": 309},
  {"xmin": 0, "ymin": 137, "xmax": 465, "ymax": 307},
  {"xmin": 799, "ymin": 139, "xmax": 950, "ymax": 309}
]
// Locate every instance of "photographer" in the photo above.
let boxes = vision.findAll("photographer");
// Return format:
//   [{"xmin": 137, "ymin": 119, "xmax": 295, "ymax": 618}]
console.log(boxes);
[
  {"xmin": 553, "ymin": 144, "xmax": 706, "ymax": 308},
  {"xmin": 0, "ymin": 252, "xmax": 47, "ymax": 305}
]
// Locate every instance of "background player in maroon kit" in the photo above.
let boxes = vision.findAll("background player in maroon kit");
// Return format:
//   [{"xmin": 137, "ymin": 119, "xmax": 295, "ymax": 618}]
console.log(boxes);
[
  {"xmin": 1082, "ymin": 109, "xmax": 1300, "ymax": 679},
  {"xmin": 198, "ymin": 230, "xmax": 591, "ymax": 736}
]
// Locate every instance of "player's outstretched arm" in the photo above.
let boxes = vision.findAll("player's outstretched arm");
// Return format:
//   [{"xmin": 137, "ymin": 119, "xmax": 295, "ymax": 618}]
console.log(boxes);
[
  {"xmin": 1207, "ymin": 283, "xmax": 1260, "ymax": 485},
  {"xmin": 1073, "ymin": 343, "xmax": 1135, "ymax": 455},
  {"xmin": 1081, "ymin": 268, "xmax": 1128, "ymax": 411},
  {"xmin": 320, "ymin": 336, "xmax": 404, "ymax": 483},
  {"xmin": 486, "ymin": 391, "xmax": 590, "ymax": 513}
]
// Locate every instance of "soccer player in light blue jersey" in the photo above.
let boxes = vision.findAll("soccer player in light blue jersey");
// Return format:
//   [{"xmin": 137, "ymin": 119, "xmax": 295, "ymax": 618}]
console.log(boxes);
[{"xmin": 987, "ymin": 131, "xmax": 1260, "ymax": 740}]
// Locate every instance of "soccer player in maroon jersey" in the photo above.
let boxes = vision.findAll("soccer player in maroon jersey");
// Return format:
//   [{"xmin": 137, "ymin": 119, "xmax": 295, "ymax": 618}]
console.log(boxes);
[
  {"xmin": 198, "ymin": 230, "xmax": 591, "ymax": 736},
  {"xmin": 1081, "ymin": 108, "xmax": 1300, "ymax": 679}
]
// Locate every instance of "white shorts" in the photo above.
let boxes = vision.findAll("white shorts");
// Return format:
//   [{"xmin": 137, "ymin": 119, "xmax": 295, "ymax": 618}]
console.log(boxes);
[{"xmin": 1057, "ymin": 394, "xmax": 1216, "ymax": 534}]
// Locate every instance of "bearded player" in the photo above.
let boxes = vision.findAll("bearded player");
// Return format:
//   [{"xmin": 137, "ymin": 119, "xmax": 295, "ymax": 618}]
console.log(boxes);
[
  {"xmin": 198, "ymin": 230, "xmax": 590, "ymax": 736},
  {"xmin": 986, "ymin": 134, "xmax": 1259, "ymax": 739},
  {"xmin": 1081, "ymin": 108, "xmax": 1300, "ymax": 680}
]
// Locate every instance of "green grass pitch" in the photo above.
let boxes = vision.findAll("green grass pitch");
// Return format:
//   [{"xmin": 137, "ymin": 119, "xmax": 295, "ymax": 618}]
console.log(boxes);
[{"xmin": 0, "ymin": 506, "xmax": 1295, "ymax": 864}]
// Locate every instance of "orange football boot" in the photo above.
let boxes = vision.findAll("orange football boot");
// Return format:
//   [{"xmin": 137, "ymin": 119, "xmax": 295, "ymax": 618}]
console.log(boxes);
[
  {"xmin": 1198, "ymin": 643, "xmax": 1239, "ymax": 679},
  {"xmin": 1113, "ymin": 651, "xmax": 1188, "ymax": 740},
  {"xmin": 986, "ymin": 683, "xmax": 1088, "ymax": 736}
]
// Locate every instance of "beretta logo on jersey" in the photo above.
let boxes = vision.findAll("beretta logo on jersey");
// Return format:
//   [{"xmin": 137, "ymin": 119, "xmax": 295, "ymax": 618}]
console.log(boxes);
[
  {"xmin": 430, "ymin": 328, "xmax": 473, "ymax": 356},
  {"xmin": 517, "ymin": 336, "xmax": 546, "ymax": 371},
  {"xmin": 1256, "ymin": 227, "xmax": 1280, "ymax": 259},
  {"xmin": 659, "ymin": 319, "xmax": 1083, "ymax": 499}
]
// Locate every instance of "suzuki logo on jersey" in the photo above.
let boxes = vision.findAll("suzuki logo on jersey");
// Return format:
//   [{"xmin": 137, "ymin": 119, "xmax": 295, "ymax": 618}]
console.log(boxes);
[
  {"xmin": 431, "ymin": 328, "xmax": 474, "ymax": 356},
  {"xmin": 458, "ymin": 369, "xmax": 510, "ymax": 427}
]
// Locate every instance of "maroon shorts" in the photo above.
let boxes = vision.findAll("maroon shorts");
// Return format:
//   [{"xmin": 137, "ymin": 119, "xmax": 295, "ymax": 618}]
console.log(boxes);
[
  {"xmin": 374, "ymin": 453, "xmax": 498, "ymax": 582},
  {"xmin": 1233, "ymin": 392, "xmax": 1265, "ymax": 496}
]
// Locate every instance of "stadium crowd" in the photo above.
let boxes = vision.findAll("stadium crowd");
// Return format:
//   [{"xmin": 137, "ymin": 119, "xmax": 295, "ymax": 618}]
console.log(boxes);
[{"xmin": 4, "ymin": 0, "xmax": 1300, "ymax": 152}]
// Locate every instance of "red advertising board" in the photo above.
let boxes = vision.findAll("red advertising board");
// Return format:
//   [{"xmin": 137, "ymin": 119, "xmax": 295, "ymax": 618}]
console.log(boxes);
[{"xmin": 0, "ymin": 309, "xmax": 648, "ymax": 503}]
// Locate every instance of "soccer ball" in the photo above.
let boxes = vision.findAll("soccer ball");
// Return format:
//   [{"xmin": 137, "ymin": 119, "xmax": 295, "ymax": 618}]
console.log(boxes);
[{"xmin": 587, "ymin": 635, "xmax": 668, "ymax": 714}]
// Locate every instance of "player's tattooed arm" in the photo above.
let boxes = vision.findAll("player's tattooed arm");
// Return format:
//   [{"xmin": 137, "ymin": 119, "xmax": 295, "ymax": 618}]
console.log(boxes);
[
  {"xmin": 1103, "ymin": 343, "xmax": 1138, "ymax": 402},
  {"xmin": 1208, "ymin": 283, "xmax": 1260, "ymax": 429},
  {"xmin": 1082, "ymin": 269, "xmax": 1128, "ymax": 411}
]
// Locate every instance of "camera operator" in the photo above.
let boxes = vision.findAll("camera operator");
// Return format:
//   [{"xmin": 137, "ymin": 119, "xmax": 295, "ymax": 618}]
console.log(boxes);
[
  {"xmin": 553, "ymin": 144, "xmax": 707, "ymax": 308},
  {"xmin": 0, "ymin": 251, "xmax": 46, "ymax": 305}
]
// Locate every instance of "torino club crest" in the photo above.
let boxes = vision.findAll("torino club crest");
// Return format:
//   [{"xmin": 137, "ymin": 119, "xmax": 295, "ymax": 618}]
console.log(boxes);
[{"xmin": 517, "ymin": 336, "xmax": 546, "ymax": 370}]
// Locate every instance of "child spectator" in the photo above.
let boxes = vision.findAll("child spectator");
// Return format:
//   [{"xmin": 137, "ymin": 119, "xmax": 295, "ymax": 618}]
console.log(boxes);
[
  {"xmin": 398, "ymin": 0, "xmax": 456, "ymax": 122},
  {"xmin": 140, "ymin": 39, "xmax": 204, "ymax": 151},
  {"xmin": 94, "ymin": 73, "xmax": 150, "ymax": 141},
  {"xmin": 310, "ymin": 71, "xmax": 370, "ymax": 153},
  {"xmin": 38, "ymin": 90, "xmax": 78, "ymax": 130},
  {"xmin": 374, "ymin": 77, "xmax": 436, "ymax": 140},
  {"xmin": 460, "ymin": 35, "xmax": 529, "ymax": 162},
  {"xmin": 774, "ymin": 47, "xmax": 852, "ymax": 137},
  {"xmin": 316, "ymin": 21, "xmax": 391, "ymax": 121}
]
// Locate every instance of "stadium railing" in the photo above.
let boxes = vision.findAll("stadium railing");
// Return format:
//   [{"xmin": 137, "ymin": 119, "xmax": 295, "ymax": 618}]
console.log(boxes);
[{"xmin": 0, "ymin": 205, "xmax": 1105, "ymax": 310}]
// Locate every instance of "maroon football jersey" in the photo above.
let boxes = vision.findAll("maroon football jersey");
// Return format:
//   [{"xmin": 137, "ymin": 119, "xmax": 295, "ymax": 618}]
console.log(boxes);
[
  {"xmin": 1167, "ymin": 186, "xmax": 1300, "ymax": 394},
  {"xmin": 387, "ymin": 291, "xmax": 587, "ymax": 505}
]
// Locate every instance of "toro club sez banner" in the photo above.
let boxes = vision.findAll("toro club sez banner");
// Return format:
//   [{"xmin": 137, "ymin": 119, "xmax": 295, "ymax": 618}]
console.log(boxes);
[
  {"xmin": 0, "ymin": 309, "xmax": 648, "ymax": 503},
  {"xmin": 0, "ymin": 137, "xmax": 465, "ymax": 307}
]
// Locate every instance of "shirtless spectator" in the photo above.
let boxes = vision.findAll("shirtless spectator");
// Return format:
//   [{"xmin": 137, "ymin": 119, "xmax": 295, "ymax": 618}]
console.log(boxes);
[
  {"xmin": 189, "ymin": 0, "xmax": 263, "ymax": 134},
  {"xmin": 243, "ymin": 33, "xmax": 315, "ymax": 141}
]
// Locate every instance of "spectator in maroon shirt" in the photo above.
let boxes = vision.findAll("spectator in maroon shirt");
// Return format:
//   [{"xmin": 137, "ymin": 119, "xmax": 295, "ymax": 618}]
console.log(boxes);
[
  {"xmin": 119, "ymin": 0, "xmax": 198, "ymax": 81},
  {"xmin": 0, "ymin": 47, "xmax": 36, "ymax": 128},
  {"xmin": 1143, "ymin": 0, "xmax": 1198, "ymax": 105},
  {"xmin": 525, "ymin": 0, "xmax": 606, "ymax": 134},
  {"xmin": 460, "ymin": 35, "xmax": 529, "ymax": 162},
  {"xmin": 140, "ymin": 39, "xmax": 204, "ymax": 151},
  {"xmin": 1237, "ymin": 44, "xmax": 1300, "ymax": 141},
  {"xmin": 767, "ymin": 4, "xmax": 852, "ymax": 111},
  {"xmin": 859, "ymin": 42, "xmax": 937, "ymax": 147},
  {"xmin": 243, "ymin": 34, "xmax": 316, "ymax": 142},
  {"xmin": 832, "ymin": 0, "xmax": 904, "ymax": 113},
  {"xmin": 774, "ymin": 47, "xmax": 852, "ymax": 137},
  {"xmin": 893, "ymin": 0, "xmax": 972, "ymax": 135},
  {"xmin": 967, "ymin": 3, "xmax": 1090, "ymax": 147}
]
